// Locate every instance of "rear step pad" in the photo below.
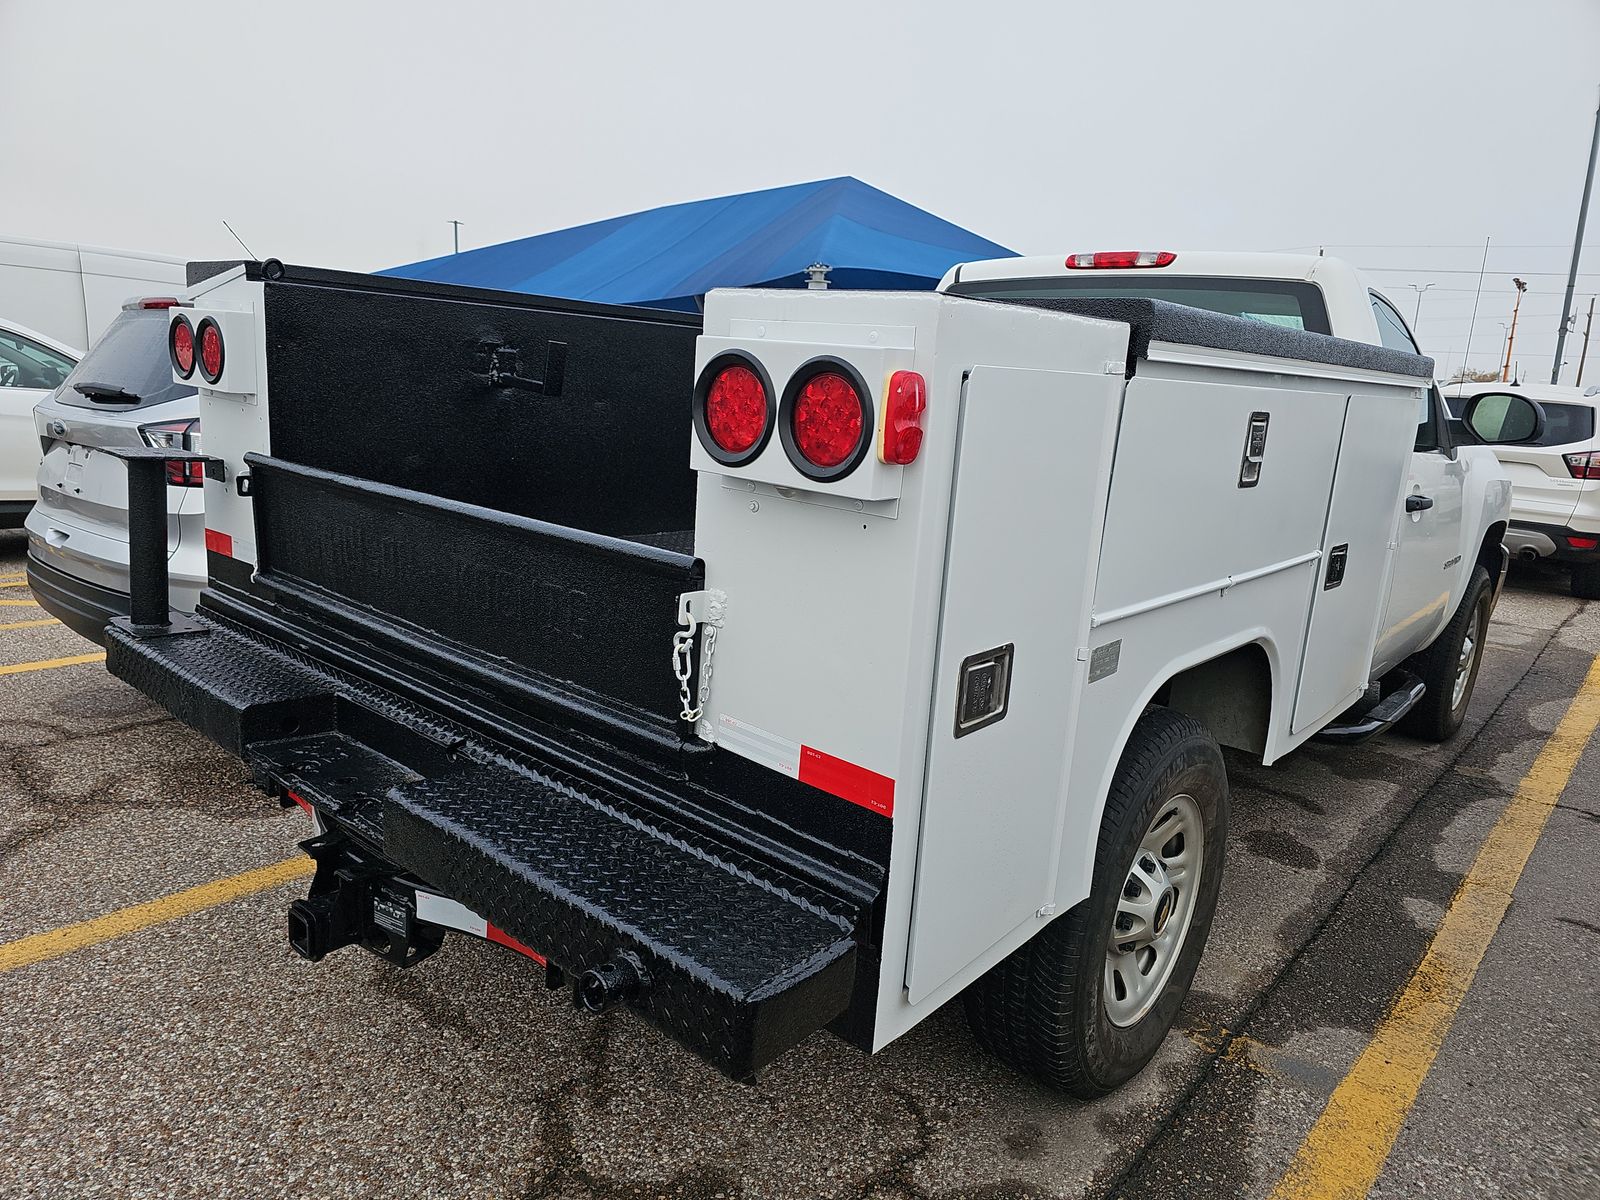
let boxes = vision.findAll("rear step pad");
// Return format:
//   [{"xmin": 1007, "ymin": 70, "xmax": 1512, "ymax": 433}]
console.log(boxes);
[
  {"xmin": 382, "ymin": 768, "xmax": 858, "ymax": 1081},
  {"xmin": 105, "ymin": 616, "xmax": 337, "ymax": 757}
]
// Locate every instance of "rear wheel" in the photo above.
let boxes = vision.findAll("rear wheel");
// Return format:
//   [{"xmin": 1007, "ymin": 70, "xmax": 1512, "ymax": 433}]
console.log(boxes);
[
  {"xmin": 1399, "ymin": 565, "xmax": 1491, "ymax": 742},
  {"xmin": 963, "ymin": 708, "xmax": 1227, "ymax": 1097},
  {"xmin": 1571, "ymin": 561, "xmax": 1600, "ymax": 601}
]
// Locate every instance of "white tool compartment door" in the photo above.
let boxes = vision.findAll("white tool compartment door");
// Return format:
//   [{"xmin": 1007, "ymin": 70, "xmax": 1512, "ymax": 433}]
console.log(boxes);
[
  {"xmin": 904, "ymin": 365, "xmax": 1120, "ymax": 1003},
  {"xmin": 1292, "ymin": 391, "xmax": 1417, "ymax": 732}
]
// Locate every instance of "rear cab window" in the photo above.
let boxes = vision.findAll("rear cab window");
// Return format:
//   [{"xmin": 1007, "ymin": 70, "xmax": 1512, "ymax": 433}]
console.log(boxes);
[
  {"xmin": 54, "ymin": 307, "xmax": 197, "ymax": 411},
  {"xmin": 946, "ymin": 275, "xmax": 1333, "ymax": 334}
]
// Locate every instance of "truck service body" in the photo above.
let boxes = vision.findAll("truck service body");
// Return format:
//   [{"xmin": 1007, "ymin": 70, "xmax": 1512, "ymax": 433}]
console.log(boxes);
[{"xmin": 102, "ymin": 255, "xmax": 1516, "ymax": 1092}]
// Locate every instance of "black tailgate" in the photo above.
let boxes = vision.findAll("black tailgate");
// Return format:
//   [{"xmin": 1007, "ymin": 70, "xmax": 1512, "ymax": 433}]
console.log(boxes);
[{"xmin": 247, "ymin": 453, "xmax": 699, "ymax": 746}]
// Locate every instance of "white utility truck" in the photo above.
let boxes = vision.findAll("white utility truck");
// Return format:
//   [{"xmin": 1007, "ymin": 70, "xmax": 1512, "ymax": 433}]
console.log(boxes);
[{"xmin": 104, "ymin": 256, "xmax": 1535, "ymax": 1096}]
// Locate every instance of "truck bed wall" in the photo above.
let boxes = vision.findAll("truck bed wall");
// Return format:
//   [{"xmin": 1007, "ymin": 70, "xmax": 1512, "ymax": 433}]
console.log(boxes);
[{"xmin": 257, "ymin": 265, "xmax": 702, "ymax": 539}]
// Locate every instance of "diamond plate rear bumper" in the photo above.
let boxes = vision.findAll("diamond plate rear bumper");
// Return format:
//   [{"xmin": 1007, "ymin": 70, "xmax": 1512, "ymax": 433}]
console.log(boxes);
[{"xmin": 105, "ymin": 612, "xmax": 862, "ymax": 1080}]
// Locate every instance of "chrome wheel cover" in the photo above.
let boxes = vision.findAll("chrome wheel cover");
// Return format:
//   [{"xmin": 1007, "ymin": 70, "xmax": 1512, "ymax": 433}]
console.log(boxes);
[{"xmin": 1104, "ymin": 793, "xmax": 1204, "ymax": 1028}]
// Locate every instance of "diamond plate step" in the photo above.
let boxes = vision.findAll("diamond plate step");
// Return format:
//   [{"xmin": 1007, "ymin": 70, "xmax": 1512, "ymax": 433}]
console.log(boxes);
[{"xmin": 383, "ymin": 767, "xmax": 858, "ymax": 1080}]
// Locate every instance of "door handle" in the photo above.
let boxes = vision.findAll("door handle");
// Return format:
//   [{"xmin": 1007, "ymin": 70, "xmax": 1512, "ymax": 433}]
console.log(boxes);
[{"xmin": 1406, "ymin": 495, "xmax": 1434, "ymax": 512}]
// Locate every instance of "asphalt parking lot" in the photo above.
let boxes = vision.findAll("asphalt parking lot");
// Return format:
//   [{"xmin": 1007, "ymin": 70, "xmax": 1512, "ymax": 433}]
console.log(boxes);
[{"xmin": 1, "ymin": 527, "xmax": 1596, "ymax": 1200}]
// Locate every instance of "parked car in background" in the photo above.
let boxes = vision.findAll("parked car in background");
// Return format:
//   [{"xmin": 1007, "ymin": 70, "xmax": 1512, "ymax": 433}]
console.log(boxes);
[
  {"xmin": 25, "ymin": 297, "xmax": 201, "ymax": 642},
  {"xmin": 1445, "ymin": 381, "xmax": 1600, "ymax": 599},
  {"xmin": 1, "ymin": 317, "xmax": 80, "ymax": 527},
  {"xmin": 0, "ymin": 233, "xmax": 185, "ymax": 350}
]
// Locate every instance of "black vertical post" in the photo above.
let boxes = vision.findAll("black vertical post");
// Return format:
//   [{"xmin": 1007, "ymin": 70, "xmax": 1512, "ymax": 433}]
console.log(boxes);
[{"xmin": 125, "ymin": 456, "xmax": 172, "ymax": 629}]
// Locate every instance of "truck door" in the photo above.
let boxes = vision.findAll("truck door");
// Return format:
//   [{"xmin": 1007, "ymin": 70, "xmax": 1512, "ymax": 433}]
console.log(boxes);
[
  {"xmin": 1292, "ymin": 389, "xmax": 1420, "ymax": 732},
  {"xmin": 1369, "ymin": 295, "xmax": 1466, "ymax": 673}
]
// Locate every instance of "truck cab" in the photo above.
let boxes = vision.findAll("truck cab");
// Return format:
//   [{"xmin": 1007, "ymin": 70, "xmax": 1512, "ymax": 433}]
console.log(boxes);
[{"xmin": 941, "ymin": 251, "xmax": 1518, "ymax": 732}]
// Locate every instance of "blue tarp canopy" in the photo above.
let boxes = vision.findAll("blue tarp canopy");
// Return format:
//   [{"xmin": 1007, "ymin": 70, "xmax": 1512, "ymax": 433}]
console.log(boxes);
[{"xmin": 380, "ymin": 177, "xmax": 1015, "ymax": 312}]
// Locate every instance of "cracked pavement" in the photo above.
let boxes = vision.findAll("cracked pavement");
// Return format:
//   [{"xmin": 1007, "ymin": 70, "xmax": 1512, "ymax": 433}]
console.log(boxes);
[{"xmin": 2, "ymin": 529, "xmax": 1596, "ymax": 1199}]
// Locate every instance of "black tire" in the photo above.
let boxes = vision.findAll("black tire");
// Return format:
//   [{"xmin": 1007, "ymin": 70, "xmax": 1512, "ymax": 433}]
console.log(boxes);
[
  {"xmin": 1572, "ymin": 561, "xmax": 1600, "ymax": 601},
  {"xmin": 962, "ymin": 707, "xmax": 1228, "ymax": 1097},
  {"xmin": 1398, "ymin": 565, "xmax": 1492, "ymax": 742}
]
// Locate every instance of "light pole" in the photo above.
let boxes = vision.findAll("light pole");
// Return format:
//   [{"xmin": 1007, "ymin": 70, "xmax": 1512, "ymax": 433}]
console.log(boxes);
[
  {"xmin": 1406, "ymin": 283, "xmax": 1435, "ymax": 330},
  {"xmin": 449, "ymin": 220, "xmax": 463, "ymax": 254},
  {"xmin": 1553, "ymin": 91, "xmax": 1599, "ymax": 383},
  {"xmin": 1502, "ymin": 277, "xmax": 1528, "ymax": 383}
]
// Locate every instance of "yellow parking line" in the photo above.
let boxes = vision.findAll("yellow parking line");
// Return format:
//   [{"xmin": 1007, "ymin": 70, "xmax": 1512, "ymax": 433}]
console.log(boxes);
[
  {"xmin": 0, "ymin": 651, "xmax": 105, "ymax": 676},
  {"xmin": 0, "ymin": 857, "xmax": 314, "ymax": 973},
  {"xmin": 0, "ymin": 598, "xmax": 41, "ymax": 607},
  {"xmin": 0, "ymin": 580, "xmax": 30, "ymax": 589},
  {"xmin": 1268, "ymin": 655, "xmax": 1600, "ymax": 1200},
  {"xmin": 0, "ymin": 617, "xmax": 60, "ymax": 631}
]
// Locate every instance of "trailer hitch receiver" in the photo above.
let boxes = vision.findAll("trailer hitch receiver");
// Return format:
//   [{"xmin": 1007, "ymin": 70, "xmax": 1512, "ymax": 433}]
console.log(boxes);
[{"xmin": 288, "ymin": 833, "xmax": 444, "ymax": 968}]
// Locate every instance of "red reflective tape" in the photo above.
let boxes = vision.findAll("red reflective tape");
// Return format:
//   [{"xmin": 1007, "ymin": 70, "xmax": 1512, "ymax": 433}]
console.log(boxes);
[
  {"xmin": 486, "ymin": 922, "xmax": 547, "ymax": 965},
  {"xmin": 204, "ymin": 528, "xmax": 233, "ymax": 557},
  {"xmin": 798, "ymin": 745, "xmax": 894, "ymax": 818},
  {"xmin": 285, "ymin": 790, "xmax": 312, "ymax": 815}
]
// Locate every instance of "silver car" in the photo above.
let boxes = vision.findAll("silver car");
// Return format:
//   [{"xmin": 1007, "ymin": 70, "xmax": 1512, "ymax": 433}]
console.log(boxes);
[{"xmin": 25, "ymin": 298, "xmax": 202, "ymax": 644}]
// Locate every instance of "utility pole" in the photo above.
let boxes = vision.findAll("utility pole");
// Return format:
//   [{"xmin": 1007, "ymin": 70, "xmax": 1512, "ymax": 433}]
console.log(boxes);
[
  {"xmin": 1578, "ymin": 295, "xmax": 1596, "ymax": 387},
  {"xmin": 449, "ymin": 220, "xmax": 463, "ymax": 254},
  {"xmin": 1503, "ymin": 278, "xmax": 1528, "ymax": 382},
  {"xmin": 1407, "ymin": 282, "xmax": 1435, "ymax": 329},
  {"xmin": 1553, "ymin": 91, "xmax": 1599, "ymax": 383}
]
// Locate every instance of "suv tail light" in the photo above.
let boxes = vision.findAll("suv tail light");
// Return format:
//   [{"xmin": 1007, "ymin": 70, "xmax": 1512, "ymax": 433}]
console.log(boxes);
[
  {"xmin": 880, "ymin": 370, "xmax": 927, "ymax": 465},
  {"xmin": 1564, "ymin": 451, "xmax": 1600, "ymax": 480},
  {"xmin": 140, "ymin": 419, "xmax": 204, "ymax": 487},
  {"xmin": 170, "ymin": 315, "xmax": 196, "ymax": 379},
  {"xmin": 784, "ymin": 364, "xmax": 870, "ymax": 480},
  {"xmin": 1064, "ymin": 250, "xmax": 1177, "ymax": 269},
  {"xmin": 196, "ymin": 317, "xmax": 224, "ymax": 383},
  {"xmin": 693, "ymin": 355, "xmax": 773, "ymax": 466}
]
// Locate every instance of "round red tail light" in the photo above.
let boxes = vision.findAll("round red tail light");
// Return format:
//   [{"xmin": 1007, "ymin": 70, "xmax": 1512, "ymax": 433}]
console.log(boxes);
[
  {"xmin": 785, "ymin": 366, "xmax": 869, "ymax": 479},
  {"xmin": 706, "ymin": 365, "xmax": 767, "ymax": 454},
  {"xmin": 694, "ymin": 355, "xmax": 774, "ymax": 466},
  {"xmin": 197, "ymin": 318, "xmax": 224, "ymax": 383},
  {"xmin": 170, "ymin": 316, "xmax": 195, "ymax": 379}
]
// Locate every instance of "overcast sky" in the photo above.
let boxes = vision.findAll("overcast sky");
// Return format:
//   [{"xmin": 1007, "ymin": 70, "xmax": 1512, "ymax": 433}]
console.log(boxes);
[{"xmin": 3, "ymin": 0, "xmax": 1598, "ymax": 380}]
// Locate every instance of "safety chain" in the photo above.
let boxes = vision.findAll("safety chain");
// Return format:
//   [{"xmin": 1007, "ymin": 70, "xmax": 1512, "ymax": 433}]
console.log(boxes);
[{"xmin": 672, "ymin": 591, "xmax": 725, "ymax": 725}]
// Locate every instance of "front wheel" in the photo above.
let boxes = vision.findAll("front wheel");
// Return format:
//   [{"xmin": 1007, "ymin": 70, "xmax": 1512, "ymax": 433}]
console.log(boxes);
[
  {"xmin": 963, "ymin": 707, "xmax": 1228, "ymax": 1097},
  {"xmin": 1399, "ymin": 565, "xmax": 1492, "ymax": 742}
]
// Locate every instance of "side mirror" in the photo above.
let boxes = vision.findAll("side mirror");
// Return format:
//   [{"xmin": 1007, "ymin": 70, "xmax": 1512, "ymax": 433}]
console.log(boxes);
[{"xmin": 1463, "ymin": 391, "xmax": 1546, "ymax": 445}]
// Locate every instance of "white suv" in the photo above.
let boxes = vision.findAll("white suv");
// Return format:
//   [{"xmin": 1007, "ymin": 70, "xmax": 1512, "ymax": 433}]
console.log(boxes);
[
  {"xmin": 25, "ymin": 298, "xmax": 203, "ymax": 642},
  {"xmin": 1447, "ymin": 381, "xmax": 1600, "ymax": 598}
]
